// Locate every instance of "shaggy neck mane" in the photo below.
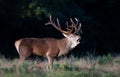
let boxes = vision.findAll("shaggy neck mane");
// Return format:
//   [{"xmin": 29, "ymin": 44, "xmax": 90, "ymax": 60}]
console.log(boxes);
[{"xmin": 57, "ymin": 38, "xmax": 72, "ymax": 56}]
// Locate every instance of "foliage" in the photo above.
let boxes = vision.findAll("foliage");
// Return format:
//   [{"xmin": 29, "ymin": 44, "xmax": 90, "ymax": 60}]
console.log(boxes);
[
  {"xmin": 18, "ymin": 0, "xmax": 50, "ymax": 19},
  {"xmin": 17, "ymin": 0, "xmax": 85, "ymax": 20}
]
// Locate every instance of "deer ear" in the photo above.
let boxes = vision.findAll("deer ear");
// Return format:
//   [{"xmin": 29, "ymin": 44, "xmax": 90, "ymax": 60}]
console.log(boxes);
[{"xmin": 62, "ymin": 33, "xmax": 69, "ymax": 37}]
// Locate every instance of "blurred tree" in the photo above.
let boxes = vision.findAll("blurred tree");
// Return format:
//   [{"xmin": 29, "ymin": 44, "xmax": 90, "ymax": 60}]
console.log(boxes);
[{"xmin": 17, "ymin": 0, "xmax": 49, "ymax": 20}]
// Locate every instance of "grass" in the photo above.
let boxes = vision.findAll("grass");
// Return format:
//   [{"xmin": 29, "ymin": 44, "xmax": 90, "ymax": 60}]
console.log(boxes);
[{"xmin": 0, "ymin": 55, "xmax": 120, "ymax": 77}]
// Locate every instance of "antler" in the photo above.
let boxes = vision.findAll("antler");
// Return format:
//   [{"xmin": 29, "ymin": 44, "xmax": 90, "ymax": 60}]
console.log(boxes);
[
  {"xmin": 45, "ymin": 15, "xmax": 81, "ymax": 35},
  {"xmin": 45, "ymin": 15, "xmax": 74, "ymax": 35}
]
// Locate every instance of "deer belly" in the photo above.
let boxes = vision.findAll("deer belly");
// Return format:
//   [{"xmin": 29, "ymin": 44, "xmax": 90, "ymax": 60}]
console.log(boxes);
[{"xmin": 33, "ymin": 48, "xmax": 47, "ymax": 57}]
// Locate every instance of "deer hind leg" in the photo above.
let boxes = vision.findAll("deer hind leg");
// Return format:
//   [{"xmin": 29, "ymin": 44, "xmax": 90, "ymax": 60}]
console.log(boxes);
[
  {"xmin": 15, "ymin": 47, "xmax": 32, "ymax": 73},
  {"xmin": 17, "ymin": 47, "xmax": 32, "ymax": 67}
]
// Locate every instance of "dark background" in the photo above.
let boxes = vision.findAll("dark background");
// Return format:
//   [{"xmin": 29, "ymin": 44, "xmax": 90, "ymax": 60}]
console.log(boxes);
[{"xmin": 0, "ymin": 0, "xmax": 120, "ymax": 59}]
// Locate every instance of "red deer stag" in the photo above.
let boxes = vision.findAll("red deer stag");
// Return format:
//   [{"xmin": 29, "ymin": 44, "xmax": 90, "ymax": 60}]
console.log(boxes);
[{"xmin": 15, "ymin": 15, "xmax": 81, "ymax": 69}]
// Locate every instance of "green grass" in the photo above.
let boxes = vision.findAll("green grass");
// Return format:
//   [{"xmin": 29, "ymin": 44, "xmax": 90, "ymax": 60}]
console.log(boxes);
[
  {"xmin": 97, "ymin": 54, "xmax": 113, "ymax": 65},
  {"xmin": 0, "ymin": 55, "xmax": 120, "ymax": 77}
]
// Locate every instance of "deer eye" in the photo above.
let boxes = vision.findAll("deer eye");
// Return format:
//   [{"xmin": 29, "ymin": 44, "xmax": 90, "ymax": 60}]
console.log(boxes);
[{"xmin": 77, "ymin": 38, "xmax": 80, "ymax": 42}]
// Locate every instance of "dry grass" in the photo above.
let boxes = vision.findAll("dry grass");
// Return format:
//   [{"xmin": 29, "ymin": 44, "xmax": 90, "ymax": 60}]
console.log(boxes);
[{"xmin": 0, "ymin": 55, "xmax": 120, "ymax": 77}]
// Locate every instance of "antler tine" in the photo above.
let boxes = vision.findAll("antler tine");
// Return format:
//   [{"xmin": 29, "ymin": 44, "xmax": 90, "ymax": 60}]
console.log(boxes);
[
  {"xmin": 75, "ymin": 18, "xmax": 81, "ymax": 33},
  {"xmin": 57, "ymin": 18, "xmax": 61, "ymax": 28},
  {"xmin": 74, "ymin": 18, "xmax": 79, "ymax": 26},
  {"xmin": 66, "ymin": 22, "xmax": 71, "ymax": 31},
  {"xmin": 76, "ymin": 23, "xmax": 81, "ymax": 33},
  {"xmin": 45, "ymin": 15, "xmax": 52, "ymax": 25},
  {"xmin": 70, "ymin": 18, "xmax": 76, "ymax": 26},
  {"xmin": 50, "ymin": 15, "xmax": 52, "ymax": 23},
  {"xmin": 74, "ymin": 18, "xmax": 79, "ymax": 33},
  {"xmin": 66, "ymin": 22, "xmax": 69, "ymax": 30},
  {"xmin": 69, "ymin": 22, "xmax": 75, "ymax": 33}
]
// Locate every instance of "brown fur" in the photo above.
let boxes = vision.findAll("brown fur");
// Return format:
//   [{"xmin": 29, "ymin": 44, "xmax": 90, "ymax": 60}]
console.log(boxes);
[{"xmin": 15, "ymin": 37, "xmax": 72, "ymax": 68}]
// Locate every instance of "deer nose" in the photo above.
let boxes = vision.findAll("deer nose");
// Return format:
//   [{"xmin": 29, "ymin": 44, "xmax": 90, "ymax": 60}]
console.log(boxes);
[{"xmin": 77, "ymin": 38, "xmax": 81, "ymax": 42}]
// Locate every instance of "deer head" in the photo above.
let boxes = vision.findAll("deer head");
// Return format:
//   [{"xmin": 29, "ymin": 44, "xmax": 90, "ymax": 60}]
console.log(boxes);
[{"xmin": 45, "ymin": 15, "xmax": 81, "ymax": 49}]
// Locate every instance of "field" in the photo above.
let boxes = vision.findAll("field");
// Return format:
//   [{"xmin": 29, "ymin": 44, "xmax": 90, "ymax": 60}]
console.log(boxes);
[{"xmin": 0, "ymin": 54, "xmax": 120, "ymax": 77}]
